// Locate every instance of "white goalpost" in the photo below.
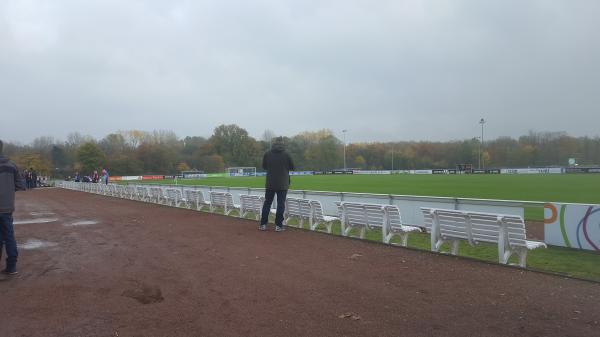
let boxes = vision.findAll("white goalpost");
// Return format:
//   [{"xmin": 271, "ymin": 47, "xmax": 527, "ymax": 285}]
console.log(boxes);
[{"xmin": 226, "ymin": 167, "xmax": 257, "ymax": 177}]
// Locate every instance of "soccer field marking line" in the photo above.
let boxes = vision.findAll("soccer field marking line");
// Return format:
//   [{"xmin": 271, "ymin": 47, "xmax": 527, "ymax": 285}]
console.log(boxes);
[{"xmin": 14, "ymin": 218, "xmax": 59, "ymax": 225}]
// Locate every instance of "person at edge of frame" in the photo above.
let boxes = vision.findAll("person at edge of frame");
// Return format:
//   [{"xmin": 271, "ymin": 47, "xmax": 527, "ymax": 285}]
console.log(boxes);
[{"xmin": 0, "ymin": 139, "xmax": 26, "ymax": 275}]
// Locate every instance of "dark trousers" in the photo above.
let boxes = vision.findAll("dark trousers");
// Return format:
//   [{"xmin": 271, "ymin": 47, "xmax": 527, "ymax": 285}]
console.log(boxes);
[
  {"xmin": 260, "ymin": 190, "xmax": 288, "ymax": 227},
  {"xmin": 0, "ymin": 213, "xmax": 18, "ymax": 271}
]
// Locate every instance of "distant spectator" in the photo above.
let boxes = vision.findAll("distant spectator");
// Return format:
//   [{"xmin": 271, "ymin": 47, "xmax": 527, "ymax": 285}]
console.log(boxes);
[
  {"xmin": 259, "ymin": 137, "xmax": 295, "ymax": 232},
  {"xmin": 74, "ymin": 172, "xmax": 81, "ymax": 182},
  {"xmin": 22, "ymin": 170, "xmax": 28, "ymax": 190},
  {"xmin": 92, "ymin": 170, "xmax": 99, "ymax": 183},
  {"xmin": 101, "ymin": 169, "xmax": 109, "ymax": 185},
  {"xmin": 30, "ymin": 168, "xmax": 37, "ymax": 188},
  {"xmin": 0, "ymin": 139, "xmax": 25, "ymax": 275},
  {"xmin": 25, "ymin": 169, "xmax": 31, "ymax": 189}
]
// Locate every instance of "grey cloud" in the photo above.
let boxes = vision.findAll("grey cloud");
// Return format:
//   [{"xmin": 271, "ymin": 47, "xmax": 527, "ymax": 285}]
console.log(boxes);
[{"xmin": 1, "ymin": 0, "xmax": 599, "ymax": 144}]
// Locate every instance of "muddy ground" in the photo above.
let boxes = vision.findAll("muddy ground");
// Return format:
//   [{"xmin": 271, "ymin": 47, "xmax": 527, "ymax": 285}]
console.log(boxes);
[{"xmin": 0, "ymin": 188, "xmax": 598, "ymax": 337}]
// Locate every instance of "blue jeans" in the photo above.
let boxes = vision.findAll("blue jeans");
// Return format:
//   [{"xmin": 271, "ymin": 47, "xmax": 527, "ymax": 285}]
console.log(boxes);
[
  {"xmin": 0, "ymin": 213, "xmax": 18, "ymax": 271},
  {"xmin": 260, "ymin": 190, "xmax": 288, "ymax": 227}
]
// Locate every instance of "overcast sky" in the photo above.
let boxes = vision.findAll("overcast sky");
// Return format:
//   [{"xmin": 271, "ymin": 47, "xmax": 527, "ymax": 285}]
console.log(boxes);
[{"xmin": 1, "ymin": 0, "xmax": 599, "ymax": 144}]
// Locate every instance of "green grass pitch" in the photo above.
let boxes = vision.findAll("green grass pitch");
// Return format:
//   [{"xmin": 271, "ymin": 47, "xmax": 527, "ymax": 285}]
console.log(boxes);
[{"xmin": 144, "ymin": 173, "xmax": 600, "ymax": 203}]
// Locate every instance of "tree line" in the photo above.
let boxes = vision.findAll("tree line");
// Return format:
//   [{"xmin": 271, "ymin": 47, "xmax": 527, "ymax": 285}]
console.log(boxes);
[{"xmin": 2, "ymin": 125, "xmax": 599, "ymax": 177}]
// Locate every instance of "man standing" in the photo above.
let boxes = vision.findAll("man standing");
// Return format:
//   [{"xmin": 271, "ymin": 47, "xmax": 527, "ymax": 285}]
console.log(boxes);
[
  {"xmin": 0, "ymin": 140, "xmax": 25, "ymax": 275},
  {"xmin": 259, "ymin": 137, "xmax": 294, "ymax": 232}
]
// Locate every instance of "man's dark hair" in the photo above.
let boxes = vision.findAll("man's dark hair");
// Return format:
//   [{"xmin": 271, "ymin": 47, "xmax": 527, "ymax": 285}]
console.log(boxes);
[{"xmin": 0, "ymin": 139, "xmax": 3, "ymax": 154}]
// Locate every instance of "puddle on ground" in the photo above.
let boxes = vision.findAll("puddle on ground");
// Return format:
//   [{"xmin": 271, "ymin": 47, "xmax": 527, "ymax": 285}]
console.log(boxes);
[
  {"xmin": 18, "ymin": 239, "xmax": 58, "ymax": 250},
  {"xmin": 29, "ymin": 211, "xmax": 55, "ymax": 216},
  {"xmin": 14, "ymin": 218, "xmax": 59, "ymax": 225},
  {"xmin": 64, "ymin": 220, "xmax": 99, "ymax": 227}
]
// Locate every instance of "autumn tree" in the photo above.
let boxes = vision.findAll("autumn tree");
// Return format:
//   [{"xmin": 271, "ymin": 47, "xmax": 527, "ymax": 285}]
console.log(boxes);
[{"xmin": 76, "ymin": 142, "xmax": 107, "ymax": 174}]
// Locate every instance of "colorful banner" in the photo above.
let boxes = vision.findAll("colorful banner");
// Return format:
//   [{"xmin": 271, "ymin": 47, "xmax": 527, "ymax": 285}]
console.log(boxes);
[
  {"xmin": 142, "ymin": 175, "xmax": 165, "ymax": 181},
  {"xmin": 544, "ymin": 203, "xmax": 600, "ymax": 251}
]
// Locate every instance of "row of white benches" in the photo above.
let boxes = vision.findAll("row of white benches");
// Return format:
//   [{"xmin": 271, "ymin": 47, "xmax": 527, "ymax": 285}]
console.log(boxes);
[
  {"xmin": 421, "ymin": 208, "xmax": 546, "ymax": 267},
  {"xmin": 60, "ymin": 182, "xmax": 546, "ymax": 267}
]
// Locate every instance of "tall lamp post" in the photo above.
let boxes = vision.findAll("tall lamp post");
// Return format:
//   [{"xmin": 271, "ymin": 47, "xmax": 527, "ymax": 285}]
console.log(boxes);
[
  {"xmin": 479, "ymin": 118, "xmax": 486, "ymax": 169},
  {"xmin": 342, "ymin": 129, "xmax": 347, "ymax": 171}
]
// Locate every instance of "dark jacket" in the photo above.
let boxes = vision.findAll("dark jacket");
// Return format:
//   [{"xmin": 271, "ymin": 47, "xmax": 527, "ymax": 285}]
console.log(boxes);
[
  {"xmin": 263, "ymin": 143, "xmax": 295, "ymax": 190},
  {"xmin": 0, "ymin": 155, "xmax": 25, "ymax": 213}
]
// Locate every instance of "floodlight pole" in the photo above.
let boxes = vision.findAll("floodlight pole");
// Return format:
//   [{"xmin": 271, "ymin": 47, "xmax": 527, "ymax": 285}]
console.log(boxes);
[
  {"xmin": 479, "ymin": 118, "xmax": 486, "ymax": 169},
  {"xmin": 342, "ymin": 129, "xmax": 347, "ymax": 171},
  {"xmin": 391, "ymin": 148, "xmax": 394, "ymax": 171}
]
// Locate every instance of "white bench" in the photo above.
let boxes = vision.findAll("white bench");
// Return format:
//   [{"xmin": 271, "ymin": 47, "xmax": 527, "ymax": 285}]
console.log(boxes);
[
  {"xmin": 209, "ymin": 191, "xmax": 240, "ymax": 215},
  {"xmin": 184, "ymin": 189, "xmax": 210, "ymax": 210},
  {"xmin": 136, "ymin": 186, "xmax": 150, "ymax": 202},
  {"xmin": 421, "ymin": 208, "xmax": 546, "ymax": 267},
  {"xmin": 239, "ymin": 195, "xmax": 265, "ymax": 220},
  {"xmin": 308, "ymin": 200, "xmax": 339, "ymax": 233},
  {"xmin": 339, "ymin": 202, "xmax": 385, "ymax": 239},
  {"xmin": 283, "ymin": 198, "xmax": 312, "ymax": 228},
  {"xmin": 339, "ymin": 202, "xmax": 419, "ymax": 246},
  {"xmin": 382, "ymin": 205, "xmax": 422, "ymax": 246},
  {"xmin": 165, "ymin": 189, "xmax": 185, "ymax": 207},
  {"xmin": 106, "ymin": 184, "xmax": 116, "ymax": 197},
  {"xmin": 124, "ymin": 185, "xmax": 137, "ymax": 200},
  {"xmin": 149, "ymin": 187, "xmax": 166, "ymax": 204}
]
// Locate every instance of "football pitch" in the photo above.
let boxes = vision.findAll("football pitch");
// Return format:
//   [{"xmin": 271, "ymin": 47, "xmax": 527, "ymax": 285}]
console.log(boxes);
[{"xmin": 143, "ymin": 174, "xmax": 600, "ymax": 204}]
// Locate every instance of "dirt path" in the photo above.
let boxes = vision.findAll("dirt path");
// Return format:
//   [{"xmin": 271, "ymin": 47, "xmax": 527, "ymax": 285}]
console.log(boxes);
[{"xmin": 1, "ymin": 188, "xmax": 598, "ymax": 337}]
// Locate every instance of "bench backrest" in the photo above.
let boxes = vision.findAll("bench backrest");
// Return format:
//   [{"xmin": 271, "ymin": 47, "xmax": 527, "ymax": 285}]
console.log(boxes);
[
  {"xmin": 137, "ymin": 186, "xmax": 149, "ymax": 198},
  {"xmin": 310, "ymin": 200, "xmax": 327, "ymax": 221},
  {"xmin": 422, "ymin": 208, "xmax": 528, "ymax": 248},
  {"xmin": 383, "ymin": 205, "xmax": 403, "ymax": 231},
  {"xmin": 434, "ymin": 209, "xmax": 472, "ymax": 243},
  {"xmin": 166, "ymin": 188, "xmax": 181, "ymax": 201},
  {"xmin": 126, "ymin": 185, "xmax": 136, "ymax": 196},
  {"xmin": 240, "ymin": 195, "xmax": 264, "ymax": 212},
  {"xmin": 150, "ymin": 187, "xmax": 164, "ymax": 199},
  {"xmin": 499, "ymin": 214, "xmax": 528, "ymax": 248},
  {"xmin": 285, "ymin": 198, "xmax": 311, "ymax": 218},
  {"xmin": 421, "ymin": 207, "xmax": 434, "ymax": 231},
  {"xmin": 210, "ymin": 191, "xmax": 235, "ymax": 207},
  {"xmin": 184, "ymin": 189, "xmax": 206, "ymax": 204},
  {"xmin": 341, "ymin": 202, "xmax": 385, "ymax": 229}
]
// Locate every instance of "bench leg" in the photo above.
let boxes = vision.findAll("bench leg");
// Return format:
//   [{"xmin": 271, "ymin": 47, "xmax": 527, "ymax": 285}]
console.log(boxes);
[
  {"xmin": 359, "ymin": 227, "xmax": 366, "ymax": 239},
  {"xmin": 450, "ymin": 240, "xmax": 460, "ymax": 255},
  {"xmin": 518, "ymin": 250, "xmax": 528, "ymax": 268},
  {"xmin": 342, "ymin": 225, "xmax": 351, "ymax": 237},
  {"xmin": 399, "ymin": 233, "xmax": 409, "ymax": 247}
]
